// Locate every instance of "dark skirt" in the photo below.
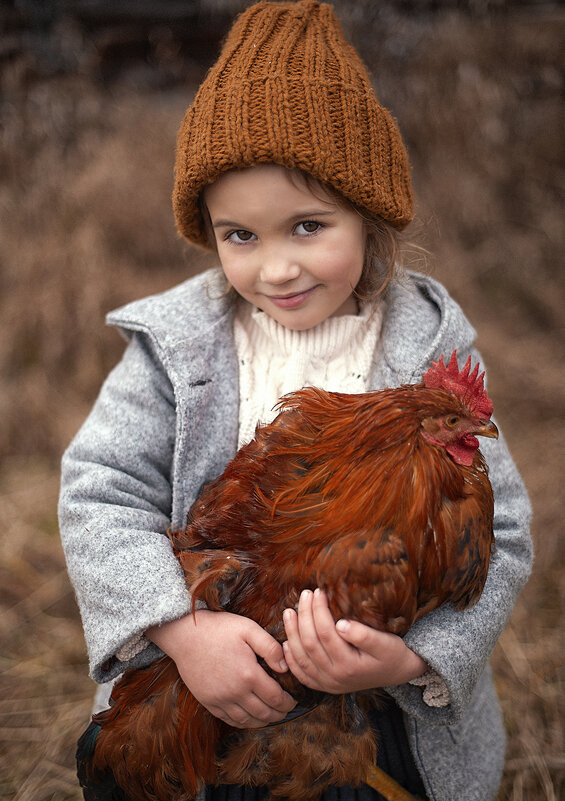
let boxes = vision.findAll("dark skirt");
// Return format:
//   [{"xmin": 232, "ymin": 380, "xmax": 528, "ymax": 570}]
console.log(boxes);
[{"xmin": 205, "ymin": 696, "xmax": 427, "ymax": 801}]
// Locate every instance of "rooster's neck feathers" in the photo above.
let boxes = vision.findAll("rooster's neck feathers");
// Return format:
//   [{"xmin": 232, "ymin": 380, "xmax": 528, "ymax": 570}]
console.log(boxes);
[{"xmin": 254, "ymin": 388, "xmax": 476, "ymax": 539}]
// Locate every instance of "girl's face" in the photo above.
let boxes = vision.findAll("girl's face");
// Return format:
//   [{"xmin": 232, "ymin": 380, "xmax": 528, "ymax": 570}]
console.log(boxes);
[{"xmin": 203, "ymin": 164, "xmax": 366, "ymax": 331}]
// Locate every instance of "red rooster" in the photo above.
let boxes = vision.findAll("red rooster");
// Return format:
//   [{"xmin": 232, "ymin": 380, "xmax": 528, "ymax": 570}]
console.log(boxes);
[{"xmin": 77, "ymin": 351, "xmax": 498, "ymax": 801}]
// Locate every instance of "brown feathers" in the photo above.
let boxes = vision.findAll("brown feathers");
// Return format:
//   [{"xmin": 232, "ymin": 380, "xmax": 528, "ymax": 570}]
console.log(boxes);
[{"xmin": 80, "ymin": 351, "xmax": 496, "ymax": 801}]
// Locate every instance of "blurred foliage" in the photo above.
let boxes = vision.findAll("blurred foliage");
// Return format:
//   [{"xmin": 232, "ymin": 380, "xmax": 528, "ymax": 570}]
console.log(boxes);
[
  {"xmin": 0, "ymin": 2, "xmax": 563, "ymax": 799},
  {"xmin": 1, "ymin": 0, "xmax": 563, "ymax": 461}
]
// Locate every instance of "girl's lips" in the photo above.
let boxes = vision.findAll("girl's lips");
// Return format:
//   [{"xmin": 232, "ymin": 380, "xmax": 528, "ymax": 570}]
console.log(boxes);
[{"xmin": 266, "ymin": 286, "xmax": 318, "ymax": 309}]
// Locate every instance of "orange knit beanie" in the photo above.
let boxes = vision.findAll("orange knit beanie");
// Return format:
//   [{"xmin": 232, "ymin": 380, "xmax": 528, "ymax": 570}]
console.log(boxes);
[{"xmin": 173, "ymin": 0, "xmax": 413, "ymax": 248}]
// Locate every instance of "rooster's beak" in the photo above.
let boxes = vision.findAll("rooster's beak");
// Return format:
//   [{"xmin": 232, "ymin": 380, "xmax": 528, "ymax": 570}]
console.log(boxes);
[{"xmin": 475, "ymin": 420, "xmax": 499, "ymax": 439}]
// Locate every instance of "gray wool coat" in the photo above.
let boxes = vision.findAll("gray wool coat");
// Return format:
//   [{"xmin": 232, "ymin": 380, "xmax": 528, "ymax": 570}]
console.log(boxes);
[{"xmin": 59, "ymin": 268, "xmax": 532, "ymax": 801}]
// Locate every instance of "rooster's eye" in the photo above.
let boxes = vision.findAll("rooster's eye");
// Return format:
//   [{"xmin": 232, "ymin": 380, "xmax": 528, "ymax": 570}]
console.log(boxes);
[{"xmin": 446, "ymin": 416, "xmax": 460, "ymax": 427}]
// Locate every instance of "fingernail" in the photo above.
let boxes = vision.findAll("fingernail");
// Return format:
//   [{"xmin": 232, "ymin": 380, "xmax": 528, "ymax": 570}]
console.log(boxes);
[
  {"xmin": 336, "ymin": 619, "xmax": 350, "ymax": 633},
  {"xmin": 301, "ymin": 589, "xmax": 312, "ymax": 601},
  {"xmin": 283, "ymin": 609, "xmax": 292, "ymax": 623},
  {"xmin": 279, "ymin": 654, "xmax": 288, "ymax": 671}
]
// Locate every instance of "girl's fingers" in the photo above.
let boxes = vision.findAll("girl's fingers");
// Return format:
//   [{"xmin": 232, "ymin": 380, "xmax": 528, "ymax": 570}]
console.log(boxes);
[
  {"xmin": 211, "ymin": 663, "xmax": 296, "ymax": 728},
  {"xmin": 292, "ymin": 589, "xmax": 331, "ymax": 666},
  {"xmin": 282, "ymin": 636, "xmax": 313, "ymax": 688},
  {"xmin": 336, "ymin": 618, "xmax": 400, "ymax": 658},
  {"xmin": 170, "ymin": 610, "xmax": 296, "ymax": 725},
  {"xmin": 310, "ymin": 588, "xmax": 343, "ymax": 653},
  {"xmin": 283, "ymin": 589, "xmax": 345, "ymax": 689},
  {"xmin": 246, "ymin": 623, "xmax": 290, "ymax": 675},
  {"xmin": 251, "ymin": 662, "xmax": 296, "ymax": 714},
  {"xmin": 214, "ymin": 696, "xmax": 282, "ymax": 729},
  {"xmin": 282, "ymin": 600, "xmax": 320, "ymax": 686},
  {"xmin": 335, "ymin": 617, "xmax": 382, "ymax": 653},
  {"xmin": 241, "ymin": 619, "xmax": 296, "ymax": 714},
  {"xmin": 215, "ymin": 701, "xmax": 256, "ymax": 728},
  {"xmin": 296, "ymin": 589, "xmax": 327, "ymax": 656},
  {"xmin": 335, "ymin": 619, "xmax": 428, "ymax": 685},
  {"xmin": 306, "ymin": 588, "xmax": 352, "ymax": 665},
  {"xmin": 282, "ymin": 604, "xmax": 308, "ymax": 665}
]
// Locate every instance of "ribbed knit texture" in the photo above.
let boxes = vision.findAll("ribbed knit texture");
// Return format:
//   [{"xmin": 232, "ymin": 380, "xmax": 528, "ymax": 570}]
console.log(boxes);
[
  {"xmin": 173, "ymin": 0, "xmax": 413, "ymax": 247},
  {"xmin": 234, "ymin": 299, "xmax": 383, "ymax": 447}
]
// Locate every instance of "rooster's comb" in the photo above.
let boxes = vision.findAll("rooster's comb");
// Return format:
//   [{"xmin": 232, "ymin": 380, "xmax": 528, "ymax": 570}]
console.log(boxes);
[{"xmin": 422, "ymin": 351, "xmax": 493, "ymax": 418}]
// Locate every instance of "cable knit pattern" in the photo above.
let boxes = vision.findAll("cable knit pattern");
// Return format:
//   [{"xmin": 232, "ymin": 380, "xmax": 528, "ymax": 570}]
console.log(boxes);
[
  {"xmin": 173, "ymin": 0, "xmax": 413, "ymax": 247},
  {"xmin": 234, "ymin": 300, "xmax": 383, "ymax": 447}
]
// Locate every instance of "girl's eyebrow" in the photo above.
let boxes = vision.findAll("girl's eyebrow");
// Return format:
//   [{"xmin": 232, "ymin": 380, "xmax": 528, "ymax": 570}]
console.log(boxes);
[
  {"xmin": 211, "ymin": 209, "xmax": 336, "ymax": 229},
  {"xmin": 211, "ymin": 219, "xmax": 247, "ymax": 230}
]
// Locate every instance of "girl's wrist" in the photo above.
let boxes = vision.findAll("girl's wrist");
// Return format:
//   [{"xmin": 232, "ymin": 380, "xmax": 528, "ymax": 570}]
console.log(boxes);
[
  {"xmin": 396, "ymin": 647, "xmax": 428, "ymax": 685},
  {"xmin": 146, "ymin": 612, "xmax": 201, "ymax": 660}
]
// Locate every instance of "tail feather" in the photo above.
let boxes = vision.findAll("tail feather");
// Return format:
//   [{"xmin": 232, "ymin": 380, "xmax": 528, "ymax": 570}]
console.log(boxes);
[
  {"xmin": 77, "ymin": 657, "xmax": 219, "ymax": 801},
  {"xmin": 77, "ymin": 722, "xmax": 131, "ymax": 801}
]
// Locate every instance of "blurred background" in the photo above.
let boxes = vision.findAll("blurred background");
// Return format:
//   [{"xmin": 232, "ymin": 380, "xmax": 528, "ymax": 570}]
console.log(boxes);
[{"xmin": 0, "ymin": 0, "xmax": 563, "ymax": 798}]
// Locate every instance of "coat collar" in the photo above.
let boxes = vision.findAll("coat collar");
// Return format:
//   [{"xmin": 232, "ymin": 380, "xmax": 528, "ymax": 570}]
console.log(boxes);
[{"xmin": 106, "ymin": 268, "xmax": 477, "ymax": 392}]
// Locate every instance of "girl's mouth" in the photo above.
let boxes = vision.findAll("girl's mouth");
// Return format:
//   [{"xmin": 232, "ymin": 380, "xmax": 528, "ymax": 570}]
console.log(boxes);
[{"xmin": 267, "ymin": 286, "xmax": 319, "ymax": 309}]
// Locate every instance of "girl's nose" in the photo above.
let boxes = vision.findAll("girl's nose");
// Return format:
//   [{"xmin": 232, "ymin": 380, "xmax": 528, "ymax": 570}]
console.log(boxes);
[{"xmin": 259, "ymin": 250, "xmax": 301, "ymax": 285}]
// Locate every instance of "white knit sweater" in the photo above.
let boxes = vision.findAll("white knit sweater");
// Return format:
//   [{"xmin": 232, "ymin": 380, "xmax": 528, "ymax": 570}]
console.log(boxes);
[{"xmin": 233, "ymin": 299, "xmax": 383, "ymax": 447}]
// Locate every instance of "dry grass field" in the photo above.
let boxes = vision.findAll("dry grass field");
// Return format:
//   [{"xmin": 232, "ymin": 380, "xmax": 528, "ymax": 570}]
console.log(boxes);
[{"xmin": 0, "ymin": 2, "xmax": 563, "ymax": 799}]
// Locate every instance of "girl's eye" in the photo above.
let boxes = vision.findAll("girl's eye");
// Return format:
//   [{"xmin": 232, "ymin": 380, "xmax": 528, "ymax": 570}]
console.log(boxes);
[
  {"xmin": 295, "ymin": 221, "xmax": 321, "ymax": 235},
  {"xmin": 227, "ymin": 230, "xmax": 255, "ymax": 243}
]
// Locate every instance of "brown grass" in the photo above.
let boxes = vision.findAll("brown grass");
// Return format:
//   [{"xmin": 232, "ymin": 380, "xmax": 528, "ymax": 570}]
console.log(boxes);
[{"xmin": 0, "ymin": 4, "xmax": 563, "ymax": 799}]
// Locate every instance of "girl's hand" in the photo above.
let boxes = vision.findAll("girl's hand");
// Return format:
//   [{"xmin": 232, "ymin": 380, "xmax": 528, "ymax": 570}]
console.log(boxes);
[
  {"xmin": 147, "ymin": 610, "xmax": 296, "ymax": 728},
  {"xmin": 282, "ymin": 588, "xmax": 427, "ymax": 694}
]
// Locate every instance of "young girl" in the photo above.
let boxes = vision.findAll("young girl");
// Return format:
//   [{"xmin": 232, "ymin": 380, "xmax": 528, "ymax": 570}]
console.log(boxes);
[{"xmin": 59, "ymin": 2, "xmax": 532, "ymax": 800}]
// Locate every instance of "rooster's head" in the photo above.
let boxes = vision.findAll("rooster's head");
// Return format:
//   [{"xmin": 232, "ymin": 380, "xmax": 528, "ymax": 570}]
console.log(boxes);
[{"xmin": 420, "ymin": 351, "xmax": 498, "ymax": 466}]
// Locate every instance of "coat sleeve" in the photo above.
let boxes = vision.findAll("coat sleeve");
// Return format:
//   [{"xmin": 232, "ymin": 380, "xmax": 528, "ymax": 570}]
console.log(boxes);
[
  {"xmin": 385, "ymin": 346, "xmax": 533, "ymax": 726},
  {"xmin": 58, "ymin": 332, "xmax": 192, "ymax": 683}
]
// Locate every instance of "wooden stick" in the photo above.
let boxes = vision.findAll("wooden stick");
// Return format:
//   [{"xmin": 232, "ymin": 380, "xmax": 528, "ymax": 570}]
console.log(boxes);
[{"xmin": 365, "ymin": 765, "xmax": 423, "ymax": 801}]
